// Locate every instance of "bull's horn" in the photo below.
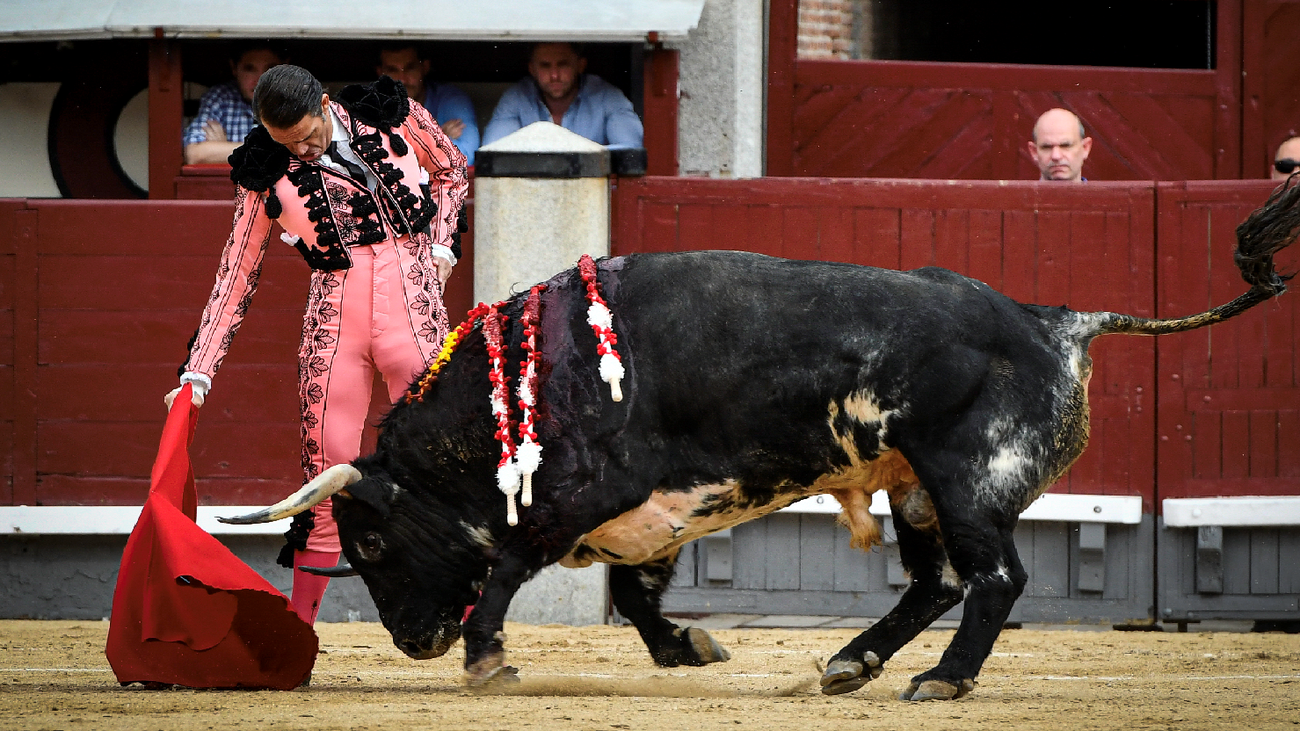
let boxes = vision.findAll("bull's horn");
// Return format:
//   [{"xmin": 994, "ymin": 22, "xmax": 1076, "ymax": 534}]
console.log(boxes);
[
  {"xmin": 298, "ymin": 563, "xmax": 359, "ymax": 577},
  {"xmin": 217, "ymin": 464, "xmax": 363, "ymax": 525}
]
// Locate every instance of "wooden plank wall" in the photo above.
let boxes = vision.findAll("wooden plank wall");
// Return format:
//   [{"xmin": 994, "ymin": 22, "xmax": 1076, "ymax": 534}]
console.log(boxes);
[
  {"xmin": 1156, "ymin": 180, "xmax": 1300, "ymax": 499},
  {"xmin": 612, "ymin": 177, "xmax": 1159, "ymax": 508},
  {"xmin": 1244, "ymin": 0, "xmax": 1300, "ymax": 178},
  {"xmin": 27, "ymin": 200, "xmax": 306, "ymax": 506},
  {"xmin": 1, "ymin": 201, "xmax": 22, "ymax": 504},
  {"xmin": 5, "ymin": 179, "xmax": 1297, "ymax": 508},
  {"xmin": 785, "ymin": 61, "xmax": 1220, "ymax": 181}
]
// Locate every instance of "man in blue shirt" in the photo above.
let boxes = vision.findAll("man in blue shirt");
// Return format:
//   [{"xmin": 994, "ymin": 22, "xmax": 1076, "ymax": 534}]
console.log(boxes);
[
  {"xmin": 377, "ymin": 45, "xmax": 480, "ymax": 165},
  {"xmin": 483, "ymin": 42, "xmax": 643, "ymax": 148}
]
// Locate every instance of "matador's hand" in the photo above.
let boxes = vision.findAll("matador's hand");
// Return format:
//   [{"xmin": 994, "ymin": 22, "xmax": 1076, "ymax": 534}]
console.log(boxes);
[
  {"xmin": 164, "ymin": 384, "xmax": 207, "ymax": 410},
  {"xmin": 433, "ymin": 255, "xmax": 454, "ymax": 285}
]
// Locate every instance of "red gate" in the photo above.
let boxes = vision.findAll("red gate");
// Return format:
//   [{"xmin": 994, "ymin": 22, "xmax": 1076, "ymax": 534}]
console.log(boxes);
[{"xmin": 1156, "ymin": 180, "xmax": 1300, "ymax": 501}]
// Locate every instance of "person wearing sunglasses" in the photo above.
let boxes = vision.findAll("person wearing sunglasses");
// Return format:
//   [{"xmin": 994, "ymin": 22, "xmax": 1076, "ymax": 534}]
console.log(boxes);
[{"xmin": 1271, "ymin": 136, "xmax": 1300, "ymax": 180}]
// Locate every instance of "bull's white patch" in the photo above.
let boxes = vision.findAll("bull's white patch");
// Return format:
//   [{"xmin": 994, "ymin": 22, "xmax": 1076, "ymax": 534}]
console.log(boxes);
[
  {"xmin": 975, "ymin": 417, "xmax": 1047, "ymax": 502},
  {"xmin": 987, "ymin": 445, "xmax": 1029, "ymax": 483}
]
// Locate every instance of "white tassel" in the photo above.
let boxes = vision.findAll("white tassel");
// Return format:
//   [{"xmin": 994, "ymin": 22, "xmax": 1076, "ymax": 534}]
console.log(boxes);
[
  {"xmin": 599, "ymin": 353, "xmax": 625, "ymax": 402},
  {"xmin": 505, "ymin": 492, "xmax": 518, "ymax": 526},
  {"xmin": 497, "ymin": 460, "xmax": 521, "ymax": 526},
  {"xmin": 515, "ymin": 441, "xmax": 542, "ymax": 507},
  {"xmin": 586, "ymin": 301, "xmax": 612, "ymax": 329}
]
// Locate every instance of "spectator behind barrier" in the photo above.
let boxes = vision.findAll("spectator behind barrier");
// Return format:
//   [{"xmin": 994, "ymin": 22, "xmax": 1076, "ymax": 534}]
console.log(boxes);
[
  {"xmin": 1271, "ymin": 136, "xmax": 1300, "ymax": 180},
  {"xmin": 483, "ymin": 42, "xmax": 643, "ymax": 148},
  {"xmin": 182, "ymin": 44, "xmax": 283, "ymax": 165},
  {"xmin": 377, "ymin": 44, "xmax": 479, "ymax": 166},
  {"xmin": 1028, "ymin": 108, "xmax": 1091, "ymax": 182}
]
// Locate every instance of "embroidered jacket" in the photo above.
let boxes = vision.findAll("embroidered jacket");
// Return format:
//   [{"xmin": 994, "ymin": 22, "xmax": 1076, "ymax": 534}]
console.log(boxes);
[{"xmin": 183, "ymin": 77, "xmax": 468, "ymax": 381}]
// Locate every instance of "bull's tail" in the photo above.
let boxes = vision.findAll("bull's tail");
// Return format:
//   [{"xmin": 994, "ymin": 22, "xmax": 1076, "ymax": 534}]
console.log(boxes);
[{"xmin": 1090, "ymin": 179, "xmax": 1300, "ymax": 338}]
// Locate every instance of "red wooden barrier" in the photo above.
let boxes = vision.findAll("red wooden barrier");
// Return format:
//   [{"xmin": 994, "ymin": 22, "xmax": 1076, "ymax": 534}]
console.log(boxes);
[
  {"xmin": 1156, "ymin": 180, "xmax": 1300, "ymax": 500},
  {"xmin": 25, "ymin": 200, "xmax": 306, "ymax": 505},
  {"xmin": 2, "ymin": 198, "xmax": 476, "ymax": 507},
  {"xmin": 1, "ymin": 201, "xmax": 23, "ymax": 504},
  {"xmin": 7, "ymin": 179, "xmax": 1297, "ymax": 509},
  {"xmin": 613, "ymin": 177, "xmax": 1160, "ymax": 508},
  {"xmin": 784, "ymin": 60, "xmax": 1221, "ymax": 182}
]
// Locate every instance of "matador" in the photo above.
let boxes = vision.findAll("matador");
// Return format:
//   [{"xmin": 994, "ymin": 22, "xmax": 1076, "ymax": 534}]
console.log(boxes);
[{"xmin": 166, "ymin": 64, "xmax": 468, "ymax": 624}]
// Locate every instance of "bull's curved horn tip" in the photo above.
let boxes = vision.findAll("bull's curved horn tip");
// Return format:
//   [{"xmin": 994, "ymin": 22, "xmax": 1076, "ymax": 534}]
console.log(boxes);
[
  {"xmin": 216, "ymin": 511, "xmax": 270, "ymax": 525},
  {"xmin": 298, "ymin": 563, "xmax": 359, "ymax": 578}
]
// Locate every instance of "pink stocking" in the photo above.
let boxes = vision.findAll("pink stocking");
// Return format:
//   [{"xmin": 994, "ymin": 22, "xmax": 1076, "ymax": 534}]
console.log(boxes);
[{"xmin": 291, "ymin": 549, "xmax": 341, "ymax": 625}]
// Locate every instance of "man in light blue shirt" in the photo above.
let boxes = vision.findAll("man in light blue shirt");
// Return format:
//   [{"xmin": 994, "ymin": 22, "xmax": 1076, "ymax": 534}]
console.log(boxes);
[
  {"xmin": 378, "ymin": 45, "xmax": 480, "ymax": 165},
  {"xmin": 483, "ymin": 42, "xmax": 643, "ymax": 148}
]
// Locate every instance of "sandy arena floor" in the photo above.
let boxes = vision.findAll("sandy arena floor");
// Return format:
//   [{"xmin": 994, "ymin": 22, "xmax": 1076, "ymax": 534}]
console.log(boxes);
[{"xmin": 2, "ymin": 619, "xmax": 1298, "ymax": 731}]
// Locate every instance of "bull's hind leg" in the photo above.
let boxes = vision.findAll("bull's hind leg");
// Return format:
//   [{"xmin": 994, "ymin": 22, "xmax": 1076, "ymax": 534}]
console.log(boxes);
[
  {"xmin": 820, "ymin": 501, "xmax": 963, "ymax": 695},
  {"xmin": 611, "ymin": 550, "xmax": 731, "ymax": 667},
  {"xmin": 896, "ymin": 516, "xmax": 1026, "ymax": 701}
]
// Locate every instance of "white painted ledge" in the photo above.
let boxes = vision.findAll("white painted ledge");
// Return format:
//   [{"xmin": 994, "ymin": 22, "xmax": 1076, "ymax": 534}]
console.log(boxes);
[
  {"xmin": 0, "ymin": 491, "xmax": 1151, "ymax": 536},
  {"xmin": 784, "ymin": 491, "xmax": 1144, "ymax": 525},
  {"xmin": 0, "ymin": 506, "xmax": 287, "ymax": 535},
  {"xmin": 1163, "ymin": 496, "xmax": 1300, "ymax": 527}
]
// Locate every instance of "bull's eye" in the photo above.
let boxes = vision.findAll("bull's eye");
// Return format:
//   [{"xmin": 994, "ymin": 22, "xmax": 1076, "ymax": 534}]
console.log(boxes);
[{"xmin": 357, "ymin": 532, "xmax": 383, "ymax": 560}]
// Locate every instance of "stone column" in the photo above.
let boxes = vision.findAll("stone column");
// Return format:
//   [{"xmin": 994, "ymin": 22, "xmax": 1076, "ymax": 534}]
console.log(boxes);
[
  {"xmin": 474, "ymin": 121, "xmax": 612, "ymax": 304},
  {"xmin": 473, "ymin": 121, "xmax": 643, "ymax": 626}
]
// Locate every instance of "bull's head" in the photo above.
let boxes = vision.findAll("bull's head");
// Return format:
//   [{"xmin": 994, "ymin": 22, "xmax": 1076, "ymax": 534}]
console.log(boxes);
[{"xmin": 219, "ymin": 459, "xmax": 488, "ymax": 660}]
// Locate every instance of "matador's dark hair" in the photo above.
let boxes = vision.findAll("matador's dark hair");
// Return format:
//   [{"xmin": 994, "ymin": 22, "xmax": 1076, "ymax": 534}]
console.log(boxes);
[{"xmin": 252, "ymin": 64, "xmax": 324, "ymax": 129}]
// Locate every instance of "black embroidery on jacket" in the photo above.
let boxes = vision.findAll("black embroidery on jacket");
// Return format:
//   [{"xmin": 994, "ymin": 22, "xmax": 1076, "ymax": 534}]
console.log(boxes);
[
  {"xmin": 229, "ymin": 126, "xmax": 290, "ymax": 219},
  {"xmin": 229, "ymin": 83, "xmax": 445, "ymax": 271},
  {"xmin": 339, "ymin": 77, "xmax": 409, "ymax": 135},
  {"xmin": 352, "ymin": 130, "xmax": 437, "ymax": 237},
  {"xmin": 285, "ymin": 164, "xmax": 352, "ymax": 270},
  {"xmin": 228, "ymin": 126, "xmax": 290, "ymax": 191}
]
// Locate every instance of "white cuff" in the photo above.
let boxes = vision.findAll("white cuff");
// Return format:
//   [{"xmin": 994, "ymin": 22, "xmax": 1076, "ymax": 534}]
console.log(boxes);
[
  {"xmin": 179, "ymin": 372, "xmax": 212, "ymax": 397},
  {"xmin": 429, "ymin": 243, "xmax": 457, "ymax": 266}
]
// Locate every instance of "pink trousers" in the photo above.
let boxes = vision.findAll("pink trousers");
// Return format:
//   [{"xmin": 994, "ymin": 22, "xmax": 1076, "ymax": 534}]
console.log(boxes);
[{"xmin": 292, "ymin": 240, "xmax": 443, "ymax": 617}]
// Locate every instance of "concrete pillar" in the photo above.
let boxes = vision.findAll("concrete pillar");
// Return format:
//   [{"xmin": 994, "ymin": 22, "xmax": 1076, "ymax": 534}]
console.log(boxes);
[
  {"xmin": 474, "ymin": 121, "xmax": 643, "ymax": 626},
  {"xmin": 671, "ymin": 0, "xmax": 765, "ymax": 178},
  {"xmin": 473, "ymin": 121, "xmax": 612, "ymax": 305}
]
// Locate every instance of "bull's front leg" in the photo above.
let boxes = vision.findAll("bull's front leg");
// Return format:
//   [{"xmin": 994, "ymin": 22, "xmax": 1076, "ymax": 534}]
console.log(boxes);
[
  {"xmin": 611, "ymin": 551, "xmax": 731, "ymax": 668},
  {"xmin": 460, "ymin": 552, "xmax": 533, "ymax": 687}
]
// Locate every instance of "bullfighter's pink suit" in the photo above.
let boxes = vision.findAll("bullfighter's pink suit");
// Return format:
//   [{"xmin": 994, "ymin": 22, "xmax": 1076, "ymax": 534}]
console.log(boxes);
[{"xmin": 178, "ymin": 78, "xmax": 467, "ymax": 623}]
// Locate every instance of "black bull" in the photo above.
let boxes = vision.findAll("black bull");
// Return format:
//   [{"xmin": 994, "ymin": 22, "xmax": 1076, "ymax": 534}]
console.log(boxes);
[{"xmin": 225, "ymin": 182, "xmax": 1299, "ymax": 700}]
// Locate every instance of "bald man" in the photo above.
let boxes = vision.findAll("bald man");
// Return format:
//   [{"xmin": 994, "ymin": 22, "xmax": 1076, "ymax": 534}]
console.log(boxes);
[
  {"xmin": 1028, "ymin": 108, "xmax": 1092, "ymax": 182},
  {"xmin": 1271, "ymin": 136, "xmax": 1300, "ymax": 180}
]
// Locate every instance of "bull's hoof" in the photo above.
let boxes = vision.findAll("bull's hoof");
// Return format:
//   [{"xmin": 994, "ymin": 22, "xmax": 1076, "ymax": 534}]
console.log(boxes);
[
  {"xmin": 898, "ymin": 678, "xmax": 975, "ymax": 701},
  {"xmin": 819, "ymin": 651, "xmax": 883, "ymax": 695},
  {"xmin": 684, "ymin": 627, "xmax": 731, "ymax": 664}
]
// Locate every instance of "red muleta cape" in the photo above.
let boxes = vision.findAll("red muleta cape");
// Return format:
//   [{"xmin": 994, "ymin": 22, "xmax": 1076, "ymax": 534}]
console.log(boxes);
[{"xmin": 105, "ymin": 384, "xmax": 318, "ymax": 689}]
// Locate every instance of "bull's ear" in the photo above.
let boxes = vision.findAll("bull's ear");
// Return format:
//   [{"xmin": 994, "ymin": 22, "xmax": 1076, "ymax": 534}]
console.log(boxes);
[{"xmin": 335, "ymin": 478, "xmax": 393, "ymax": 518}]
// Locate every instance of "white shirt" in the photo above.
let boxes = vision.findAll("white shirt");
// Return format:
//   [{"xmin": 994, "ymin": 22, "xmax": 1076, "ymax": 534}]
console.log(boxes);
[{"xmin": 320, "ymin": 109, "xmax": 379, "ymax": 192}]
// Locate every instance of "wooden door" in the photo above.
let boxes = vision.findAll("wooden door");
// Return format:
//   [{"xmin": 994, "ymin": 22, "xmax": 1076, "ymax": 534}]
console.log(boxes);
[{"xmin": 1155, "ymin": 180, "xmax": 1300, "ymax": 500}]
